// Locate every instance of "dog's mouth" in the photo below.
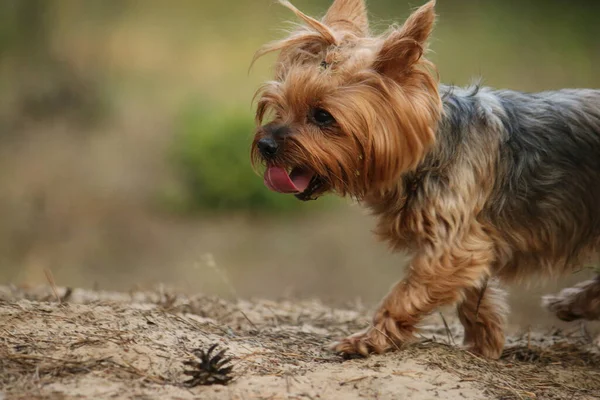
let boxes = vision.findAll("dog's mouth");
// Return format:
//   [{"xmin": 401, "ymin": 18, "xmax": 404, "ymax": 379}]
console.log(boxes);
[{"xmin": 263, "ymin": 165, "xmax": 323, "ymax": 201}]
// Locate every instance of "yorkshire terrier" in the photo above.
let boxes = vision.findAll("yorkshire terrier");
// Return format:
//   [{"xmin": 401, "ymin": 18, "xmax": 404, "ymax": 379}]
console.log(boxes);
[{"xmin": 250, "ymin": 0, "xmax": 600, "ymax": 359}]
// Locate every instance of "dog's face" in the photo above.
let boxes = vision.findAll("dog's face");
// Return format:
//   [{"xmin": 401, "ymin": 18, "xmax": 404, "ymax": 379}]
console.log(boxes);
[{"xmin": 251, "ymin": 0, "xmax": 441, "ymax": 200}]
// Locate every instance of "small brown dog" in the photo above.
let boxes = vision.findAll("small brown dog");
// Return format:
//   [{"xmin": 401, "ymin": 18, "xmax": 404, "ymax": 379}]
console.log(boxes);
[{"xmin": 251, "ymin": 0, "xmax": 600, "ymax": 359}]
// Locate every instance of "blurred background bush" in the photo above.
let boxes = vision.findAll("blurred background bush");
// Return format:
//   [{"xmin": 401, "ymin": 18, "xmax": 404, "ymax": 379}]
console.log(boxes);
[
  {"xmin": 0, "ymin": 0, "xmax": 598, "ymax": 330},
  {"xmin": 169, "ymin": 103, "xmax": 310, "ymax": 214}
]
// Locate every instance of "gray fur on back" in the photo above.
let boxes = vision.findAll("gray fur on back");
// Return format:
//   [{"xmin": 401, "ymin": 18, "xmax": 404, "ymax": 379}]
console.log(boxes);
[{"xmin": 435, "ymin": 84, "xmax": 600, "ymax": 273}]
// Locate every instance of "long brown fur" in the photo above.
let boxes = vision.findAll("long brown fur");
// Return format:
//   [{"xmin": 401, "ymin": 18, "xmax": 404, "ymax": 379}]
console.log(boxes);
[{"xmin": 251, "ymin": 0, "xmax": 600, "ymax": 359}]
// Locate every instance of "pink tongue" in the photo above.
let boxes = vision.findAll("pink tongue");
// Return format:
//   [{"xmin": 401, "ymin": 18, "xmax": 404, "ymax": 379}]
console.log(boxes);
[{"xmin": 264, "ymin": 166, "xmax": 313, "ymax": 194}]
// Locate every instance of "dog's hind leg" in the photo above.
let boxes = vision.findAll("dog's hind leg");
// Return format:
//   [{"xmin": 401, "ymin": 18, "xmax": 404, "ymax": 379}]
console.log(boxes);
[
  {"xmin": 542, "ymin": 275, "xmax": 600, "ymax": 322},
  {"xmin": 457, "ymin": 279, "xmax": 508, "ymax": 359}
]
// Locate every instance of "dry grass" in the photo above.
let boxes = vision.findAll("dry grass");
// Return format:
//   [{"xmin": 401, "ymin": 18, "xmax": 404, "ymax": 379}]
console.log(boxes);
[
  {"xmin": 415, "ymin": 340, "xmax": 600, "ymax": 399},
  {"xmin": 0, "ymin": 285, "xmax": 599, "ymax": 399}
]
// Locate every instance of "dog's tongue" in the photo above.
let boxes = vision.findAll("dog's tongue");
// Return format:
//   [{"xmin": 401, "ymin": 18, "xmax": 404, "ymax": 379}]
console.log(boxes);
[{"xmin": 264, "ymin": 166, "xmax": 313, "ymax": 193}]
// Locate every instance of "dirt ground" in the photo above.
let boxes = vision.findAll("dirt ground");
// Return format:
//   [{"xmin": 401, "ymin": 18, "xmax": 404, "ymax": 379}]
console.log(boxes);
[{"xmin": 1, "ymin": 285, "xmax": 599, "ymax": 400}]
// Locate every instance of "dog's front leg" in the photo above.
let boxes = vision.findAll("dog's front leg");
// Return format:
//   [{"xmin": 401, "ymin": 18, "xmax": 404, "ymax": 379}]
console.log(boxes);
[{"xmin": 331, "ymin": 231, "xmax": 493, "ymax": 356}]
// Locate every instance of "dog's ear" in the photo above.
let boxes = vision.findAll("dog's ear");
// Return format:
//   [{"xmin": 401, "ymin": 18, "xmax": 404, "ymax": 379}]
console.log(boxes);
[
  {"xmin": 322, "ymin": 0, "xmax": 368, "ymax": 36},
  {"xmin": 373, "ymin": 1, "xmax": 436, "ymax": 79}
]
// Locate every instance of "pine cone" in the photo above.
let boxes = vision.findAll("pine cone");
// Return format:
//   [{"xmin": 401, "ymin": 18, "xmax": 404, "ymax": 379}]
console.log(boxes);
[{"xmin": 183, "ymin": 344, "xmax": 234, "ymax": 386}]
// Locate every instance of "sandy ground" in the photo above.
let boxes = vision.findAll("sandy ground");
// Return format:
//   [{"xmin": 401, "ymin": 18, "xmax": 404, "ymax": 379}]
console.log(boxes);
[{"xmin": 1, "ymin": 285, "xmax": 599, "ymax": 400}]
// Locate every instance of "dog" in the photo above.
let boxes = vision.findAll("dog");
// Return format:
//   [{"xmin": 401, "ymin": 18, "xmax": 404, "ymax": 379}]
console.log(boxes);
[{"xmin": 250, "ymin": 0, "xmax": 600, "ymax": 359}]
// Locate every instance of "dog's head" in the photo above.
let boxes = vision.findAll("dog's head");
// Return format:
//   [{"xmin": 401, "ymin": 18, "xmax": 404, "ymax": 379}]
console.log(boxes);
[{"xmin": 251, "ymin": 0, "xmax": 441, "ymax": 201}]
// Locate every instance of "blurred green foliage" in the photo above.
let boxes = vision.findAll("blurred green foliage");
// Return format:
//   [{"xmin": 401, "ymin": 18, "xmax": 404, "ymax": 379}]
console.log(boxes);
[
  {"xmin": 2, "ymin": 0, "xmax": 600, "ymax": 215},
  {"xmin": 168, "ymin": 101, "xmax": 325, "ymax": 214},
  {"xmin": 0, "ymin": 0, "xmax": 47, "ymax": 57}
]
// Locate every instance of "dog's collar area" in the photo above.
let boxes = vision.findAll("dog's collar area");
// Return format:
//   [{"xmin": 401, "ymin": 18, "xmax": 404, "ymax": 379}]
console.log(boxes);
[
  {"xmin": 407, "ymin": 175, "xmax": 422, "ymax": 192},
  {"xmin": 396, "ymin": 170, "xmax": 428, "ymax": 212},
  {"xmin": 404, "ymin": 166, "xmax": 443, "ymax": 192}
]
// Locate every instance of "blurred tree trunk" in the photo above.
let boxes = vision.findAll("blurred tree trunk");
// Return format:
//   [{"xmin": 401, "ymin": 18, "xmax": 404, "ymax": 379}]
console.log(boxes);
[
  {"xmin": 0, "ymin": 1, "xmax": 107, "ymax": 127},
  {"xmin": 0, "ymin": 0, "xmax": 51, "ymax": 62}
]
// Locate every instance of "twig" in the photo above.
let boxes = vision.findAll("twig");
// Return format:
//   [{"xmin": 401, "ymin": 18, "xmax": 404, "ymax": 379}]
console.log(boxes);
[
  {"xmin": 239, "ymin": 310, "xmax": 260, "ymax": 332},
  {"xmin": 368, "ymin": 323, "xmax": 401, "ymax": 351},
  {"xmin": 203, "ymin": 253, "xmax": 260, "ymax": 333},
  {"xmin": 43, "ymin": 268, "xmax": 61, "ymax": 304},
  {"xmin": 475, "ymin": 278, "xmax": 489, "ymax": 323},
  {"xmin": 340, "ymin": 376, "xmax": 370, "ymax": 386},
  {"xmin": 393, "ymin": 370, "xmax": 424, "ymax": 378},
  {"xmin": 438, "ymin": 312, "xmax": 455, "ymax": 346}
]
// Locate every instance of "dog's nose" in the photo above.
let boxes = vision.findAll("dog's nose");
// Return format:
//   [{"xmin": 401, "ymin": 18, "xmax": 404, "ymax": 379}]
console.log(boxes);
[{"xmin": 258, "ymin": 137, "xmax": 279, "ymax": 159}]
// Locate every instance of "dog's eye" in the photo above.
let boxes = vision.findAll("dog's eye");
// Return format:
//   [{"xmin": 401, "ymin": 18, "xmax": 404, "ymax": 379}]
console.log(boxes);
[{"xmin": 310, "ymin": 108, "xmax": 335, "ymax": 127}]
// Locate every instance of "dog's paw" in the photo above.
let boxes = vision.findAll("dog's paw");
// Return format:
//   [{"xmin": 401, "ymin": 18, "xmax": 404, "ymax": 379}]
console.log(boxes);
[
  {"xmin": 329, "ymin": 315, "xmax": 413, "ymax": 357},
  {"xmin": 461, "ymin": 342, "xmax": 504, "ymax": 359},
  {"xmin": 542, "ymin": 278, "xmax": 600, "ymax": 322},
  {"xmin": 542, "ymin": 289, "xmax": 585, "ymax": 322},
  {"xmin": 329, "ymin": 328, "xmax": 379, "ymax": 357}
]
